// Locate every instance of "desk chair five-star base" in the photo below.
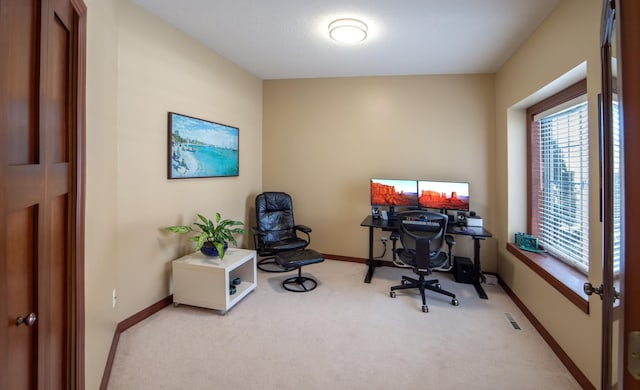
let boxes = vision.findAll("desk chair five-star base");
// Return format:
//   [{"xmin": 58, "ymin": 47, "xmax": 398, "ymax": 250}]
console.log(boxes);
[{"xmin": 390, "ymin": 211, "xmax": 460, "ymax": 313}]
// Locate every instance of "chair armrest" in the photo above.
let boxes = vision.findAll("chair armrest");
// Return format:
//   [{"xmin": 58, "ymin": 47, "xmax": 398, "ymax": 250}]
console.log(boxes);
[
  {"xmin": 445, "ymin": 234, "xmax": 456, "ymax": 246},
  {"xmin": 251, "ymin": 227, "xmax": 267, "ymax": 236},
  {"xmin": 295, "ymin": 224, "xmax": 312, "ymax": 233}
]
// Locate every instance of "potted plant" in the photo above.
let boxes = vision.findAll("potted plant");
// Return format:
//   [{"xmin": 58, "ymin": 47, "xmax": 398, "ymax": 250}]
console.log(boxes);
[{"xmin": 165, "ymin": 213, "xmax": 245, "ymax": 259}]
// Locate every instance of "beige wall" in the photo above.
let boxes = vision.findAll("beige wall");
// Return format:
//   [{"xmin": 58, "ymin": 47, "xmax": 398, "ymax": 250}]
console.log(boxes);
[
  {"xmin": 84, "ymin": 0, "xmax": 262, "ymax": 387},
  {"xmin": 85, "ymin": 0, "xmax": 119, "ymax": 388},
  {"xmin": 495, "ymin": 0, "xmax": 602, "ymax": 386},
  {"xmin": 263, "ymin": 75, "xmax": 497, "ymax": 269},
  {"xmin": 82, "ymin": 0, "xmax": 604, "ymax": 387}
]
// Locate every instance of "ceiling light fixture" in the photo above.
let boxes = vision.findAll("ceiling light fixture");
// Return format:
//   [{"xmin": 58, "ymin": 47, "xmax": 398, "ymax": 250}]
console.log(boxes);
[{"xmin": 328, "ymin": 18, "xmax": 368, "ymax": 43}]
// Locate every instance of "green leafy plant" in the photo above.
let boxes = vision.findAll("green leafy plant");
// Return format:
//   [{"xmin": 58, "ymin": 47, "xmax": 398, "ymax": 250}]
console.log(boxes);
[{"xmin": 165, "ymin": 213, "xmax": 245, "ymax": 259}]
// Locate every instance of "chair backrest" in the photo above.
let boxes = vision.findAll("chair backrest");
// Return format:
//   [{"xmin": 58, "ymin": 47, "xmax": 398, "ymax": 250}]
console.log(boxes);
[
  {"xmin": 398, "ymin": 211, "xmax": 448, "ymax": 268},
  {"xmin": 255, "ymin": 192, "xmax": 298, "ymax": 244}
]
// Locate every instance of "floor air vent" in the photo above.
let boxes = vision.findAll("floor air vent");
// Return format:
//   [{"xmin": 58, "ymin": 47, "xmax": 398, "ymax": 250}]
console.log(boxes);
[{"xmin": 504, "ymin": 312, "xmax": 521, "ymax": 330}]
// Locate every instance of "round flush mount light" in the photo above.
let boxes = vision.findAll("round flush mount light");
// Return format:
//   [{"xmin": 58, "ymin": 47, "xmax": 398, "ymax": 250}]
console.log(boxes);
[{"xmin": 328, "ymin": 18, "xmax": 368, "ymax": 43}]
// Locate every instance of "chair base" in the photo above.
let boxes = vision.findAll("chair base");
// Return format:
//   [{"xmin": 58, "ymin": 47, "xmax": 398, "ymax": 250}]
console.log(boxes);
[
  {"xmin": 257, "ymin": 256, "xmax": 291, "ymax": 273},
  {"xmin": 390, "ymin": 275, "xmax": 459, "ymax": 312},
  {"xmin": 282, "ymin": 269, "xmax": 318, "ymax": 292}
]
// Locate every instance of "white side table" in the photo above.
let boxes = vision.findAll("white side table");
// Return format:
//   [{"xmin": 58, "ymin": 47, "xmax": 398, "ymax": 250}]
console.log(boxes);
[{"xmin": 172, "ymin": 248, "xmax": 257, "ymax": 314}]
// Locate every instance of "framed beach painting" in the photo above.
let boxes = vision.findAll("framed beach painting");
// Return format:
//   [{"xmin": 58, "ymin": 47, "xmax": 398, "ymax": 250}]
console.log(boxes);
[{"xmin": 168, "ymin": 112, "xmax": 239, "ymax": 179}]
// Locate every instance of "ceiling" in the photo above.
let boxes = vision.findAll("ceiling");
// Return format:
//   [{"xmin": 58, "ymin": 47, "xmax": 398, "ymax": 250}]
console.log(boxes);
[{"xmin": 132, "ymin": 0, "xmax": 561, "ymax": 80}]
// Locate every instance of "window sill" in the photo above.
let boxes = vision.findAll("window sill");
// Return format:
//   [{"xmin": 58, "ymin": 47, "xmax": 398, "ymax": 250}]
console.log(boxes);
[{"xmin": 505, "ymin": 242, "xmax": 589, "ymax": 314}]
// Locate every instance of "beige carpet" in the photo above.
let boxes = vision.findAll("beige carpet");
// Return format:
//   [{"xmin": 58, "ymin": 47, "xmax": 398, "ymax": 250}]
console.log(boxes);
[{"xmin": 107, "ymin": 259, "xmax": 581, "ymax": 389}]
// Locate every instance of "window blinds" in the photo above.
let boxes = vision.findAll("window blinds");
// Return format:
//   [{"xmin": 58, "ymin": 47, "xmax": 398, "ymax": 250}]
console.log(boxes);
[
  {"xmin": 612, "ymin": 99, "xmax": 621, "ymax": 274},
  {"xmin": 534, "ymin": 100, "xmax": 590, "ymax": 272}
]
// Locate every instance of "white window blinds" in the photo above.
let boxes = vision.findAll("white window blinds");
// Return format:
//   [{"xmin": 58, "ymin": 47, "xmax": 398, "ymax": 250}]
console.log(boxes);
[
  {"xmin": 613, "ymin": 98, "xmax": 621, "ymax": 274},
  {"xmin": 533, "ymin": 98, "xmax": 590, "ymax": 272}
]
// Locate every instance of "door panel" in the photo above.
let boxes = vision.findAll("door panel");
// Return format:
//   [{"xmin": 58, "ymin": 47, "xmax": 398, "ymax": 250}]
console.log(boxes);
[
  {"xmin": 49, "ymin": 12, "xmax": 71, "ymax": 164},
  {"xmin": 2, "ymin": 1, "xmax": 42, "ymax": 388},
  {"xmin": 600, "ymin": 0, "xmax": 640, "ymax": 388},
  {"xmin": 5, "ymin": 0, "xmax": 39, "ymax": 166},
  {"xmin": 618, "ymin": 0, "xmax": 640, "ymax": 387},
  {"xmin": 7, "ymin": 207, "xmax": 38, "ymax": 390},
  {"xmin": 49, "ymin": 194, "xmax": 69, "ymax": 387},
  {"xmin": 600, "ymin": 0, "xmax": 620, "ymax": 385},
  {"xmin": 1, "ymin": 0, "xmax": 80, "ymax": 388},
  {"xmin": 600, "ymin": 0, "xmax": 629, "ymax": 387},
  {"xmin": 41, "ymin": 0, "xmax": 73, "ymax": 387}
]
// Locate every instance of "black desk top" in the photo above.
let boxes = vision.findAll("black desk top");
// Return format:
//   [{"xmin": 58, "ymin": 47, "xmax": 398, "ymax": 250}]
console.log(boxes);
[{"xmin": 360, "ymin": 215, "xmax": 492, "ymax": 238}]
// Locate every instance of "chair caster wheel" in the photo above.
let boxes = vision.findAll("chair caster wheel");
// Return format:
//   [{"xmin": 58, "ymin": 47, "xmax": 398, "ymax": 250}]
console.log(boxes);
[
  {"xmin": 435, "ymin": 283, "xmax": 441, "ymax": 289},
  {"xmin": 452, "ymin": 299, "xmax": 459, "ymax": 306},
  {"xmin": 402, "ymin": 279, "xmax": 411, "ymax": 285},
  {"xmin": 390, "ymin": 291, "xmax": 396, "ymax": 298},
  {"xmin": 421, "ymin": 305, "xmax": 429, "ymax": 313}
]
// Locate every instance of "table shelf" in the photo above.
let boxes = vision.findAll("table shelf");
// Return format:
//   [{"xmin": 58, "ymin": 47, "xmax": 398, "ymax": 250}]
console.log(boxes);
[{"xmin": 172, "ymin": 248, "xmax": 257, "ymax": 314}]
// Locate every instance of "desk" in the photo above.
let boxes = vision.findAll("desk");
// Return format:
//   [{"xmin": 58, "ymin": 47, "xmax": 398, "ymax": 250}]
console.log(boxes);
[{"xmin": 360, "ymin": 215, "xmax": 493, "ymax": 299}]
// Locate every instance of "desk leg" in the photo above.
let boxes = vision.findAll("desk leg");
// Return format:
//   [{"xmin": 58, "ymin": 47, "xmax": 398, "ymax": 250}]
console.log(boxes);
[
  {"xmin": 364, "ymin": 226, "xmax": 375, "ymax": 283},
  {"xmin": 473, "ymin": 237, "xmax": 488, "ymax": 299}
]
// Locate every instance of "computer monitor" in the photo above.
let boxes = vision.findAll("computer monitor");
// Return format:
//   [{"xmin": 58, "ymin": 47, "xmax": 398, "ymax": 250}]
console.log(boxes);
[
  {"xmin": 370, "ymin": 179, "xmax": 418, "ymax": 207},
  {"xmin": 418, "ymin": 180, "xmax": 470, "ymax": 211}
]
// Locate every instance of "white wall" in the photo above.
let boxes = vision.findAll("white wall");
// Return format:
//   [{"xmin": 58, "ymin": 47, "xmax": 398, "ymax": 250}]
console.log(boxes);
[{"xmin": 84, "ymin": 0, "xmax": 262, "ymax": 387}]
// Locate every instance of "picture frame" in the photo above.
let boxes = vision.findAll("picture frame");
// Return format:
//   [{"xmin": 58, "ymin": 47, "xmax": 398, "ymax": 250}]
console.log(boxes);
[{"xmin": 168, "ymin": 112, "xmax": 239, "ymax": 179}]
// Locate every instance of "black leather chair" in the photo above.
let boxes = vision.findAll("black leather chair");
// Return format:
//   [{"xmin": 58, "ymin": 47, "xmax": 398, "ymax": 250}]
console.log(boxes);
[
  {"xmin": 252, "ymin": 192, "xmax": 312, "ymax": 272},
  {"xmin": 390, "ymin": 211, "xmax": 459, "ymax": 313}
]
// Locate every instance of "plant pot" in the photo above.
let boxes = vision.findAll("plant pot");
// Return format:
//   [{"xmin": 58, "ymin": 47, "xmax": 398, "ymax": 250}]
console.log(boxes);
[{"xmin": 200, "ymin": 242, "xmax": 228, "ymax": 257}]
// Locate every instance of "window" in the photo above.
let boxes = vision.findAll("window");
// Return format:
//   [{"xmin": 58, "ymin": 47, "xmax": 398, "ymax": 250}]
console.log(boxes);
[
  {"xmin": 612, "ymin": 96, "xmax": 621, "ymax": 274},
  {"xmin": 527, "ymin": 80, "xmax": 589, "ymax": 273}
]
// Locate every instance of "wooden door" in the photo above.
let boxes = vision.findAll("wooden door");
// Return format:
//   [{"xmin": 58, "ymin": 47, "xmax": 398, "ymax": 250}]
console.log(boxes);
[
  {"xmin": 600, "ymin": 0, "xmax": 640, "ymax": 388},
  {"xmin": 0, "ymin": 0, "xmax": 86, "ymax": 388},
  {"xmin": 618, "ymin": 0, "xmax": 640, "ymax": 388},
  {"xmin": 600, "ymin": 0, "xmax": 621, "ymax": 387}
]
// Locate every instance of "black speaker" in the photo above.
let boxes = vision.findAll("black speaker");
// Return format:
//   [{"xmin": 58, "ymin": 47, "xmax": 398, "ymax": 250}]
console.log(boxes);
[
  {"xmin": 387, "ymin": 206, "xmax": 398, "ymax": 220},
  {"xmin": 454, "ymin": 256, "xmax": 474, "ymax": 284}
]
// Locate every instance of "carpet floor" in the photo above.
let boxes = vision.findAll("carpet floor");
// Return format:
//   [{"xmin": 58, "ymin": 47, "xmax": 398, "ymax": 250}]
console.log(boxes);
[{"xmin": 107, "ymin": 259, "xmax": 581, "ymax": 389}]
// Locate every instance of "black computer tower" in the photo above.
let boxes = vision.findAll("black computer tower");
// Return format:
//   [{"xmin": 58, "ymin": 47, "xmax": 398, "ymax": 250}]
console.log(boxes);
[{"xmin": 454, "ymin": 256, "xmax": 474, "ymax": 284}]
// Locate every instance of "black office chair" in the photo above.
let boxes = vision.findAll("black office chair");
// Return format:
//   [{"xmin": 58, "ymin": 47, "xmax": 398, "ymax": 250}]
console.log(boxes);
[
  {"xmin": 390, "ymin": 211, "xmax": 459, "ymax": 313},
  {"xmin": 252, "ymin": 192, "xmax": 312, "ymax": 272}
]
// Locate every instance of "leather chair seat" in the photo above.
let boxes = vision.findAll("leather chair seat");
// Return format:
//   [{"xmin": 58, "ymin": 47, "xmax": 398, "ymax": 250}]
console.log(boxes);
[
  {"xmin": 275, "ymin": 249, "xmax": 324, "ymax": 292},
  {"xmin": 276, "ymin": 249, "xmax": 324, "ymax": 269},
  {"xmin": 263, "ymin": 238, "xmax": 308, "ymax": 253}
]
